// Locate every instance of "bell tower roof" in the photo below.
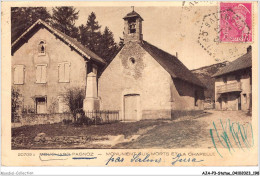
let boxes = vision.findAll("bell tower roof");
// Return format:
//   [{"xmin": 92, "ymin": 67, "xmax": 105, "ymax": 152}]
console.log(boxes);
[{"xmin": 123, "ymin": 10, "xmax": 144, "ymax": 21}]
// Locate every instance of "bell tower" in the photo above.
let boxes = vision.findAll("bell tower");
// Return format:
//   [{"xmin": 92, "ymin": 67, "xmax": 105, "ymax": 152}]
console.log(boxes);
[{"xmin": 123, "ymin": 7, "xmax": 144, "ymax": 43}]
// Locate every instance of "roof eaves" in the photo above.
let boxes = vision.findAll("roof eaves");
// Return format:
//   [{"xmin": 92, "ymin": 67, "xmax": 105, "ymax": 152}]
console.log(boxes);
[
  {"xmin": 11, "ymin": 19, "xmax": 105, "ymax": 63},
  {"xmin": 212, "ymin": 52, "xmax": 252, "ymax": 77},
  {"xmin": 212, "ymin": 66, "xmax": 251, "ymax": 77},
  {"xmin": 123, "ymin": 11, "xmax": 144, "ymax": 21},
  {"xmin": 12, "ymin": 19, "xmax": 43, "ymax": 48},
  {"xmin": 40, "ymin": 21, "xmax": 93, "ymax": 61}
]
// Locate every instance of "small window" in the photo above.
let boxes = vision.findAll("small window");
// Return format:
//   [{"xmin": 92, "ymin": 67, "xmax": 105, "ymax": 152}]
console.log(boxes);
[
  {"xmin": 13, "ymin": 65, "xmax": 25, "ymax": 85},
  {"xmin": 38, "ymin": 40, "xmax": 46, "ymax": 55},
  {"xmin": 36, "ymin": 64, "xmax": 47, "ymax": 83},
  {"xmin": 58, "ymin": 62, "xmax": 70, "ymax": 83}
]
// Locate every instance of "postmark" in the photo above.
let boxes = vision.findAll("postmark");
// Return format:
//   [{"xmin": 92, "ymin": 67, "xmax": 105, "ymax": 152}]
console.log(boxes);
[
  {"xmin": 198, "ymin": 8, "xmax": 250, "ymax": 62},
  {"xmin": 219, "ymin": 2, "xmax": 252, "ymax": 43}
]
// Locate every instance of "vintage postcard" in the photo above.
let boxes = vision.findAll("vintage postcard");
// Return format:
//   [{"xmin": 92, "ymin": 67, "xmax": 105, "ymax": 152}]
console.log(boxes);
[{"xmin": 1, "ymin": 0, "xmax": 259, "ymax": 170}]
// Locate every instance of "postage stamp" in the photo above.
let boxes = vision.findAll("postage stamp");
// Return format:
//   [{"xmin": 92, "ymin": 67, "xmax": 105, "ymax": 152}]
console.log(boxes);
[
  {"xmin": 197, "ymin": 2, "xmax": 254, "ymax": 62},
  {"xmin": 1, "ymin": 1, "xmax": 259, "ymax": 174},
  {"xmin": 219, "ymin": 2, "xmax": 252, "ymax": 43}
]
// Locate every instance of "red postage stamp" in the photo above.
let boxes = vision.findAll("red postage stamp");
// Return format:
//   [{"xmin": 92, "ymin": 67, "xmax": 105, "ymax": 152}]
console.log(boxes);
[{"xmin": 220, "ymin": 2, "xmax": 252, "ymax": 42}]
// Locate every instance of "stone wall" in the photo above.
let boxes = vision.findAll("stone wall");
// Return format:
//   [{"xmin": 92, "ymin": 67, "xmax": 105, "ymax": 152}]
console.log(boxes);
[{"xmin": 12, "ymin": 113, "xmax": 73, "ymax": 127}]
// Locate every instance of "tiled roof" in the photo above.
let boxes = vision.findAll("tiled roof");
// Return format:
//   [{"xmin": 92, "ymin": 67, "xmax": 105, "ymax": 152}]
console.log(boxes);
[
  {"xmin": 141, "ymin": 41, "xmax": 205, "ymax": 88},
  {"xmin": 212, "ymin": 49, "xmax": 252, "ymax": 77},
  {"xmin": 123, "ymin": 11, "xmax": 144, "ymax": 21},
  {"xmin": 11, "ymin": 19, "xmax": 106, "ymax": 64}
]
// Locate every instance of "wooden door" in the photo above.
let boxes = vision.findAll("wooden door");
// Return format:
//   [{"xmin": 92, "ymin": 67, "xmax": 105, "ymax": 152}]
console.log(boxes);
[{"xmin": 124, "ymin": 95, "xmax": 139, "ymax": 121}]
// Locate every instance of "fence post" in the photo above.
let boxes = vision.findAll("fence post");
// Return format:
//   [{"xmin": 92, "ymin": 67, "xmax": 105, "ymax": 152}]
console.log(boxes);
[
  {"xmin": 94, "ymin": 110, "xmax": 96, "ymax": 126},
  {"xmin": 96, "ymin": 110, "xmax": 98, "ymax": 124},
  {"xmin": 99, "ymin": 110, "xmax": 101, "ymax": 121}
]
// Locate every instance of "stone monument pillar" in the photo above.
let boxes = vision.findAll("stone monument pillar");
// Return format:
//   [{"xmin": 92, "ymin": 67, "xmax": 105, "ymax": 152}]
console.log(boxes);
[{"xmin": 83, "ymin": 65, "xmax": 100, "ymax": 112}]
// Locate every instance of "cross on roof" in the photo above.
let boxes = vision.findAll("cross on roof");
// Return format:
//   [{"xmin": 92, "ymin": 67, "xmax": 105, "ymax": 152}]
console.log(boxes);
[{"xmin": 131, "ymin": 6, "xmax": 134, "ymax": 12}]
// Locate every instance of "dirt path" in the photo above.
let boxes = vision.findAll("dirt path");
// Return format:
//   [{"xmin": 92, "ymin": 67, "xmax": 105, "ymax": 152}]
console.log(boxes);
[{"xmin": 114, "ymin": 110, "xmax": 252, "ymax": 149}]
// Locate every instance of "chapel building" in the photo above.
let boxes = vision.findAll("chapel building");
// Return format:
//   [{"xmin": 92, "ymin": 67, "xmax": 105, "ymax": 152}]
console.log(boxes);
[{"xmin": 98, "ymin": 10, "xmax": 205, "ymax": 120}]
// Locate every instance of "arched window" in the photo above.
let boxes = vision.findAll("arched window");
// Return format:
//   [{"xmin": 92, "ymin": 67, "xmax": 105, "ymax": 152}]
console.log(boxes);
[{"xmin": 38, "ymin": 40, "xmax": 46, "ymax": 55}]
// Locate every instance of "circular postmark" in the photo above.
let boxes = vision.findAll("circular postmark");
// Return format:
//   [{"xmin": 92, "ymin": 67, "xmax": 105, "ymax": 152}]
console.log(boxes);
[{"xmin": 198, "ymin": 8, "xmax": 251, "ymax": 62}]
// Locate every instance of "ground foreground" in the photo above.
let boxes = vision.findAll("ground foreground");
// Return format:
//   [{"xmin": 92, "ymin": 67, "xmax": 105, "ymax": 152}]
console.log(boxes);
[{"xmin": 12, "ymin": 110, "xmax": 252, "ymax": 149}]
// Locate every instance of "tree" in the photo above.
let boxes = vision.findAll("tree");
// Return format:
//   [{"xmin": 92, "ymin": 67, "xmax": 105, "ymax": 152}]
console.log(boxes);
[
  {"xmin": 62, "ymin": 87, "xmax": 85, "ymax": 121},
  {"xmin": 11, "ymin": 7, "xmax": 51, "ymax": 42},
  {"xmin": 78, "ymin": 12, "xmax": 101, "ymax": 52},
  {"xmin": 100, "ymin": 27, "xmax": 119, "ymax": 62},
  {"xmin": 52, "ymin": 7, "xmax": 79, "ymax": 38},
  {"xmin": 78, "ymin": 12, "xmax": 119, "ymax": 63}
]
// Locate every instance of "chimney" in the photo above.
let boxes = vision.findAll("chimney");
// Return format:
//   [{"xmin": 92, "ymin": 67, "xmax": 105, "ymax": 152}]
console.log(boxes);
[
  {"xmin": 247, "ymin": 45, "xmax": 252, "ymax": 53},
  {"xmin": 176, "ymin": 52, "xmax": 178, "ymax": 58}
]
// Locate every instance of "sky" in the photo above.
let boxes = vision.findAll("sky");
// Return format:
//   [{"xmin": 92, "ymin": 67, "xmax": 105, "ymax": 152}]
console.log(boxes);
[{"xmin": 47, "ymin": 5, "xmax": 250, "ymax": 70}]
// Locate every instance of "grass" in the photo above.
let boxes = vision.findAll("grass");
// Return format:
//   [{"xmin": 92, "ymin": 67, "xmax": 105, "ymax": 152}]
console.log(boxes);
[
  {"xmin": 114, "ymin": 120, "xmax": 210, "ymax": 149},
  {"xmin": 12, "ymin": 120, "xmax": 166, "ymax": 149}
]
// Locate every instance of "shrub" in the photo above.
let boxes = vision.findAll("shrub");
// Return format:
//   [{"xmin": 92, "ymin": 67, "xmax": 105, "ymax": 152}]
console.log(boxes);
[
  {"xmin": 62, "ymin": 87, "xmax": 85, "ymax": 122},
  {"xmin": 63, "ymin": 119, "xmax": 73, "ymax": 125},
  {"xmin": 12, "ymin": 88, "xmax": 22, "ymax": 122},
  {"xmin": 74, "ymin": 116, "xmax": 92, "ymax": 126}
]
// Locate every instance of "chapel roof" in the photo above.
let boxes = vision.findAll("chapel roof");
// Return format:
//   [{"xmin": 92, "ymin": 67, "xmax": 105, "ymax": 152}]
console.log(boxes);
[
  {"xmin": 123, "ymin": 10, "xmax": 144, "ymax": 21},
  {"xmin": 11, "ymin": 19, "xmax": 106, "ymax": 65},
  {"xmin": 141, "ymin": 41, "xmax": 205, "ymax": 88},
  {"xmin": 212, "ymin": 48, "xmax": 252, "ymax": 77}
]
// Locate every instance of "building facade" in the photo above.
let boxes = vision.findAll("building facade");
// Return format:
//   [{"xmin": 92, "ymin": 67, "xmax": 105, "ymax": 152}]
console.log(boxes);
[
  {"xmin": 98, "ymin": 10, "xmax": 205, "ymax": 120},
  {"xmin": 12, "ymin": 20, "xmax": 105, "ymax": 115},
  {"xmin": 213, "ymin": 46, "xmax": 252, "ymax": 111}
]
